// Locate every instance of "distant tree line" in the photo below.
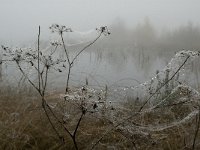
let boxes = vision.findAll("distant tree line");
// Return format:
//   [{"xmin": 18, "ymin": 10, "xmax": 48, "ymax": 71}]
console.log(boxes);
[{"xmin": 98, "ymin": 18, "xmax": 200, "ymax": 53}]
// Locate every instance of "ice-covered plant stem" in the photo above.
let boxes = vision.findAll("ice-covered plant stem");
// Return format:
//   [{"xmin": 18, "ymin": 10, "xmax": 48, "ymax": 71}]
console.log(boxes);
[{"xmin": 49, "ymin": 24, "xmax": 110, "ymax": 93}]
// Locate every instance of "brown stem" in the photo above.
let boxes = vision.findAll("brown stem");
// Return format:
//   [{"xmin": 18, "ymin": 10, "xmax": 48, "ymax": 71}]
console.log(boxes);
[
  {"xmin": 60, "ymin": 33, "xmax": 70, "ymax": 65},
  {"xmin": 45, "ymin": 102, "xmax": 73, "ymax": 137},
  {"xmin": 72, "ymin": 112, "xmax": 84, "ymax": 150},
  {"xmin": 70, "ymin": 32, "xmax": 102, "ymax": 65},
  {"xmin": 192, "ymin": 107, "xmax": 200, "ymax": 150},
  {"xmin": 42, "ymin": 98, "xmax": 63, "ymax": 141},
  {"xmin": 38, "ymin": 26, "xmax": 41, "ymax": 91},
  {"xmin": 16, "ymin": 61, "xmax": 40, "ymax": 94},
  {"xmin": 65, "ymin": 65, "xmax": 71, "ymax": 93},
  {"xmin": 61, "ymin": 32, "xmax": 102, "ymax": 94},
  {"xmin": 42, "ymin": 66, "xmax": 49, "ymax": 96},
  {"xmin": 73, "ymin": 112, "xmax": 84, "ymax": 137},
  {"xmin": 50, "ymin": 45, "xmax": 58, "ymax": 55}
]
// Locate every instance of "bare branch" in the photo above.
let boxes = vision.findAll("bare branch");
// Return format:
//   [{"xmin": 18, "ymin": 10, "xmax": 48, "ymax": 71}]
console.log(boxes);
[
  {"xmin": 38, "ymin": 26, "xmax": 41, "ymax": 91},
  {"xmin": 16, "ymin": 61, "xmax": 40, "ymax": 94},
  {"xmin": 192, "ymin": 107, "xmax": 200, "ymax": 150},
  {"xmin": 70, "ymin": 32, "xmax": 102, "ymax": 65},
  {"xmin": 60, "ymin": 33, "xmax": 70, "ymax": 65}
]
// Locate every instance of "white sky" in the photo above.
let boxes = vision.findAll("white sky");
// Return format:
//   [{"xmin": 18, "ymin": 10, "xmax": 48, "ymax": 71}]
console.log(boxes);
[{"xmin": 0, "ymin": 0, "xmax": 200, "ymax": 44}]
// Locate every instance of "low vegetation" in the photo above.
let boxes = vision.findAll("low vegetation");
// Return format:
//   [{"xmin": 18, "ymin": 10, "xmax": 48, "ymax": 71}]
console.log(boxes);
[{"xmin": 0, "ymin": 25, "xmax": 200, "ymax": 150}]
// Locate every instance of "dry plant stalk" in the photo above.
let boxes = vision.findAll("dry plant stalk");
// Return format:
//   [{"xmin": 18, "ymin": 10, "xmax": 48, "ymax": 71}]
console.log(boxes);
[{"xmin": 1, "ymin": 24, "xmax": 110, "ymax": 150}]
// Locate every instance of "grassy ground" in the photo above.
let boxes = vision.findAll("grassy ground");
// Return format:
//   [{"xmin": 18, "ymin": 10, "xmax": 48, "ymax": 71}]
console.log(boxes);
[{"xmin": 0, "ymin": 84, "xmax": 200, "ymax": 150}]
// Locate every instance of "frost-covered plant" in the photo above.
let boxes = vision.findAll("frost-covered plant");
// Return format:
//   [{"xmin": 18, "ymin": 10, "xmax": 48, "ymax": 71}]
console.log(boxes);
[
  {"xmin": 49, "ymin": 24, "xmax": 110, "ymax": 93},
  {"xmin": 1, "ymin": 27, "xmax": 67, "ymax": 143},
  {"xmin": 110, "ymin": 50, "xmax": 200, "ymax": 104},
  {"xmin": 3, "ymin": 24, "xmax": 200, "ymax": 149},
  {"xmin": 90, "ymin": 50, "xmax": 200, "ymax": 150},
  {"xmin": 1, "ymin": 25, "xmax": 110, "ymax": 150}
]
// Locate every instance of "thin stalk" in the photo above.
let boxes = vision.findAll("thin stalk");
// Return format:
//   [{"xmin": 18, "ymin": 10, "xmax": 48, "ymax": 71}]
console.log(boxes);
[
  {"xmin": 45, "ymin": 102, "xmax": 73, "ymax": 137},
  {"xmin": 66, "ymin": 65, "xmax": 71, "ymax": 93},
  {"xmin": 16, "ymin": 61, "xmax": 40, "ymax": 93},
  {"xmin": 70, "ymin": 32, "xmax": 102, "ymax": 65},
  {"xmin": 42, "ymin": 99, "xmax": 62, "ymax": 141},
  {"xmin": 192, "ymin": 107, "xmax": 200, "ymax": 150},
  {"xmin": 73, "ymin": 112, "xmax": 84, "ymax": 137},
  {"xmin": 60, "ymin": 32, "xmax": 71, "ymax": 93},
  {"xmin": 60, "ymin": 32, "xmax": 70, "ymax": 65},
  {"xmin": 38, "ymin": 26, "xmax": 41, "ymax": 91},
  {"xmin": 72, "ymin": 112, "xmax": 84, "ymax": 150},
  {"xmin": 50, "ymin": 45, "xmax": 58, "ymax": 55},
  {"xmin": 63, "ymin": 32, "xmax": 102, "ymax": 93},
  {"xmin": 42, "ymin": 66, "xmax": 49, "ymax": 96},
  {"xmin": 17, "ymin": 60, "xmax": 64, "ymax": 142},
  {"xmin": 72, "ymin": 136, "xmax": 79, "ymax": 150},
  {"xmin": 40, "ymin": 65, "xmax": 46, "ymax": 89}
]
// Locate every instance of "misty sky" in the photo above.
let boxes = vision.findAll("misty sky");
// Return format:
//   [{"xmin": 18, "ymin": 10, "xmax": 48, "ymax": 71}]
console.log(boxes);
[{"xmin": 0, "ymin": 0, "xmax": 200, "ymax": 44}]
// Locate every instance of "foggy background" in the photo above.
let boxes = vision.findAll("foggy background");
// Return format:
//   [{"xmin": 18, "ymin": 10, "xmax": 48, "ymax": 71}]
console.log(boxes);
[
  {"xmin": 1, "ymin": 0, "xmax": 200, "ymax": 88},
  {"xmin": 0, "ymin": 0, "xmax": 200, "ymax": 45}
]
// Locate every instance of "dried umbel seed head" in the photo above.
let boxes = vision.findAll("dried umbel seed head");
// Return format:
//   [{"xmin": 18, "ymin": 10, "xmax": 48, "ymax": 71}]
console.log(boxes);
[
  {"xmin": 96, "ymin": 26, "xmax": 111, "ymax": 35},
  {"xmin": 49, "ymin": 24, "xmax": 73, "ymax": 34}
]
